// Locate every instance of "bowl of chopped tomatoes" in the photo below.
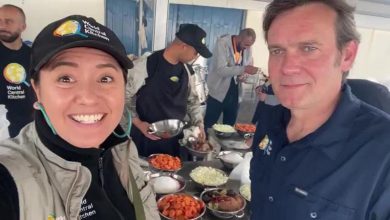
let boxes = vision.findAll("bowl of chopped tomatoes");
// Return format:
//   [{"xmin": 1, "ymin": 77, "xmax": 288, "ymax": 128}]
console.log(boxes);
[
  {"xmin": 157, "ymin": 193, "xmax": 206, "ymax": 220},
  {"xmin": 148, "ymin": 154, "xmax": 182, "ymax": 173},
  {"xmin": 235, "ymin": 123, "xmax": 256, "ymax": 139}
]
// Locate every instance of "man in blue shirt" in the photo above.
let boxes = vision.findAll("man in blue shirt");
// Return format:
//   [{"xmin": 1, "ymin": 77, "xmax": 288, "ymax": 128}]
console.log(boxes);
[{"xmin": 250, "ymin": 0, "xmax": 390, "ymax": 219}]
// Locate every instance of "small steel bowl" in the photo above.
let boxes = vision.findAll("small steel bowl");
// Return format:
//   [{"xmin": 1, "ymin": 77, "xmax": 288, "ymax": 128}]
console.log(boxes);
[
  {"xmin": 217, "ymin": 151, "xmax": 244, "ymax": 170},
  {"xmin": 200, "ymin": 188, "xmax": 247, "ymax": 219},
  {"xmin": 157, "ymin": 193, "xmax": 206, "ymax": 220},
  {"xmin": 184, "ymin": 138, "xmax": 214, "ymax": 158},
  {"xmin": 213, "ymin": 129, "xmax": 236, "ymax": 138},
  {"xmin": 236, "ymin": 130, "xmax": 255, "ymax": 139},
  {"xmin": 148, "ymin": 173, "xmax": 186, "ymax": 195},
  {"xmin": 148, "ymin": 154, "xmax": 182, "ymax": 173},
  {"xmin": 148, "ymin": 119, "xmax": 185, "ymax": 139},
  {"xmin": 189, "ymin": 166, "xmax": 228, "ymax": 189},
  {"xmin": 185, "ymin": 145, "xmax": 213, "ymax": 158}
]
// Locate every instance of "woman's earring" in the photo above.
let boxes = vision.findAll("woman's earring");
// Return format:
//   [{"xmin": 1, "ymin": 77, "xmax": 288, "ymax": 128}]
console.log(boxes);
[
  {"xmin": 34, "ymin": 102, "xmax": 57, "ymax": 135},
  {"xmin": 113, "ymin": 109, "xmax": 132, "ymax": 138}
]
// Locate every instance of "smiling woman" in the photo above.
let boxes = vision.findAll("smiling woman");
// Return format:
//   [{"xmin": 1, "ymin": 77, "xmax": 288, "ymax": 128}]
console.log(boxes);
[
  {"xmin": 32, "ymin": 47, "xmax": 126, "ymax": 148},
  {"xmin": 0, "ymin": 15, "xmax": 160, "ymax": 220}
]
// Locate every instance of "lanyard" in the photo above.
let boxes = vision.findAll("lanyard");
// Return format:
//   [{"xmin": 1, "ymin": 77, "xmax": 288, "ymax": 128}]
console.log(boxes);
[{"xmin": 232, "ymin": 37, "xmax": 242, "ymax": 65}]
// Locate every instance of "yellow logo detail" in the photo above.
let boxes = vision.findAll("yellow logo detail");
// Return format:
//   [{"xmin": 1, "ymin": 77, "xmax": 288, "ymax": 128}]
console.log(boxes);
[
  {"xmin": 53, "ymin": 20, "xmax": 87, "ymax": 38},
  {"xmin": 170, "ymin": 76, "xmax": 179, "ymax": 82},
  {"xmin": 47, "ymin": 214, "xmax": 55, "ymax": 220},
  {"xmin": 3, "ymin": 63, "xmax": 29, "ymax": 86},
  {"xmin": 258, "ymin": 135, "xmax": 269, "ymax": 150}
]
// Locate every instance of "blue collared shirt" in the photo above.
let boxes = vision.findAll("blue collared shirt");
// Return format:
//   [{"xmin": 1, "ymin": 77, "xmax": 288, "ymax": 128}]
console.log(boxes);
[{"xmin": 250, "ymin": 85, "xmax": 390, "ymax": 220}]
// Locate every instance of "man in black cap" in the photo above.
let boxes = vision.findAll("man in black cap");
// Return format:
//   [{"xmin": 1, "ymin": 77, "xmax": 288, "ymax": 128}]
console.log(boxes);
[{"xmin": 127, "ymin": 23, "xmax": 212, "ymax": 158}]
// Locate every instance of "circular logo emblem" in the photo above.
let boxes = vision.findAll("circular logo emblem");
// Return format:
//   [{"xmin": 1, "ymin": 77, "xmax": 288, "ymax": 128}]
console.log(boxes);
[
  {"xmin": 3, "ymin": 63, "xmax": 29, "ymax": 86},
  {"xmin": 53, "ymin": 20, "xmax": 87, "ymax": 38}
]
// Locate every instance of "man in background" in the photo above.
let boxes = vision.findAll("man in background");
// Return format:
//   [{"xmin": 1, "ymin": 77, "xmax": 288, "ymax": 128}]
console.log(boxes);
[
  {"xmin": 126, "ymin": 24, "xmax": 212, "ymax": 157},
  {"xmin": 0, "ymin": 4, "xmax": 34, "ymax": 138},
  {"xmin": 204, "ymin": 28, "xmax": 260, "ymax": 130}
]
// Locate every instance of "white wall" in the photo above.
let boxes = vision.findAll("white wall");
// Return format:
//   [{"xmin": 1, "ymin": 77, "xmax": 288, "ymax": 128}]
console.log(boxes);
[
  {"xmin": 0, "ymin": 0, "xmax": 105, "ymax": 42},
  {"xmin": 351, "ymin": 14, "xmax": 390, "ymax": 83},
  {"xmin": 245, "ymin": 10, "xmax": 269, "ymax": 75}
]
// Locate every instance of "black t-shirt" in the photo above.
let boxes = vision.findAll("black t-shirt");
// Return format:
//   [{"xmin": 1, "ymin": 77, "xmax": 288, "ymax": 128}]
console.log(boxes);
[
  {"xmin": 136, "ymin": 49, "xmax": 189, "ymax": 123},
  {"xmin": 0, "ymin": 42, "xmax": 35, "ymax": 137}
]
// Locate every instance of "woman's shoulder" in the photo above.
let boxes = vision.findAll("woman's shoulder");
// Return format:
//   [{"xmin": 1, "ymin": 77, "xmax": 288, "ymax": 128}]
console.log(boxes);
[{"xmin": 0, "ymin": 123, "xmax": 41, "ymax": 180}]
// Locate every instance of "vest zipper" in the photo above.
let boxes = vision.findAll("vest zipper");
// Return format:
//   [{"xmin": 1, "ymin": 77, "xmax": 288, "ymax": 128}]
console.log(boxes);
[
  {"xmin": 98, "ymin": 150, "xmax": 125, "ymax": 220},
  {"xmin": 98, "ymin": 156, "xmax": 104, "ymax": 187}
]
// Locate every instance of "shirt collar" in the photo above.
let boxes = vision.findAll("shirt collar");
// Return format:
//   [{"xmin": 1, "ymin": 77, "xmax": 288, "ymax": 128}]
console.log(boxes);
[
  {"xmin": 271, "ymin": 85, "xmax": 362, "ymax": 160},
  {"xmin": 310, "ymin": 85, "xmax": 361, "ymax": 159}
]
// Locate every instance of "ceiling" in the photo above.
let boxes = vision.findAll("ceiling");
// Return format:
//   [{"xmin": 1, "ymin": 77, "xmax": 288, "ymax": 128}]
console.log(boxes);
[
  {"xmin": 254, "ymin": 0, "xmax": 390, "ymax": 18},
  {"xmin": 367, "ymin": 0, "xmax": 390, "ymax": 4}
]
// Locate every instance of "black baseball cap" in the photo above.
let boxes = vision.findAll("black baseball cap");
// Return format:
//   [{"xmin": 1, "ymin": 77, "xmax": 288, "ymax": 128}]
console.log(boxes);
[
  {"xmin": 30, "ymin": 15, "xmax": 133, "ymax": 76},
  {"xmin": 175, "ymin": 24, "xmax": 212, "ymax": 58}
]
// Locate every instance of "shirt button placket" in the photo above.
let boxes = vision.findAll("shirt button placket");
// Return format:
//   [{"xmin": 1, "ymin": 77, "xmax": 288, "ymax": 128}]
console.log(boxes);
[
  {"xmin": 268, "ymin": 196, "xmax": 274, "ymax": 202},
  {"xmin": 280, "ymin": 156, "xmax": 287, "ymax": 162}
]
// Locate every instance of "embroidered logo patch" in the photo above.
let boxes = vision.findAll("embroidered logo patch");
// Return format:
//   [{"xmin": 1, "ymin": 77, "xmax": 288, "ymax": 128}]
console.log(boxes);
[
  {"xmin": 201, "ymin": 37, "xmax": 206, "ymax": 44},
  {"xmin": 53, "ymin": 20, "xmax": 87, "ymax": 38},
  {"xmin": 48, "ymin": 214, "xmax": 66, "ymax": 220},
  {"xmin": 3, "ymin": 63, "xmax": 30, "ymax": 86},
  {"xmin": 258, "ymin": 134, "xmax": 272, "ymax": 155},
  {"xmin": 53, "ymin": 19, "xmax": 110, "ymax": 42},
  {"xmin": 170, "ymin": 76, "xmax": 179, "ymax": 82}
]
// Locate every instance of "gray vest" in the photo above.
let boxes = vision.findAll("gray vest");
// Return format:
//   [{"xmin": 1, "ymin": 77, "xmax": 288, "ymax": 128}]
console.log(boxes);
[{"xmin": 0, "ymin": 123, "xmax": 160, "ymax": 220}]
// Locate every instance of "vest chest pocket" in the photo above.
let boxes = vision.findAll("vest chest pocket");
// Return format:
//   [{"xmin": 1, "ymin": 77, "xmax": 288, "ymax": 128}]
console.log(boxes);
[{"xmin": 282, "ymin": 188, "xmax": 356, "ymax": 220}]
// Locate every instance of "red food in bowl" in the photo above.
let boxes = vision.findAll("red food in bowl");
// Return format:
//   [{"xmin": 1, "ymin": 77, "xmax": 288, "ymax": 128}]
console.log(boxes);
[{"xmin": 158, "ymin": 194, "xmax": 205, "ymax": 220}]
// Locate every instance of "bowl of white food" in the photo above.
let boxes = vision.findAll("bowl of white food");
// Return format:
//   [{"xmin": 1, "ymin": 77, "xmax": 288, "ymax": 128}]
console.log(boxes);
[
  {"xmin": 148, "ymin": 173, "xmax": 186, "ymax": 195},
  {"xmin": 217, "ymin": 151, "xmax": 244, "ymax": 169},
  {"xmin": 239, "ymin": 183, "xmax": 251, "ymax": 202},
  {"xmin": 212, "ymin": 124, "xmax": 236, "ymax": 138}
]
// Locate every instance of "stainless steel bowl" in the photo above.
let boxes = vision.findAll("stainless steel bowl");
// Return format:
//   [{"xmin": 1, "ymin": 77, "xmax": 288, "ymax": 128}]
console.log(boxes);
[
  {"xmin": 148, "ymin": 154, "xmax": 182, "ymax": 173},
  {"xmin": 214, "ymin": 130, "xmax": 236, "ymax": 138},
  {"xmin": 157, "ymin": 193, "xmax": 206, "ymax": 220},
  {"xmin": 184, "ymin": 138, "xmax": 214, "ymax": 158},
  {"xmin": 200, "ymin": 188, "xmax": 247, "ymax": 219},
  {"xmin": 189, "ymin": 166, "xmax": 228, "ymax": 189},
  {"xmin": 148, "ymin": 173, "xmax": 186, "ymax": 195},
  {"xmin": 236, "ymin": 130, "xmax": 255, "ymax": 139},
  {"xmin": 217, "ymin": 151, "xmax": 244, "ymax": 170},
  {"xmin": 148, "ymin": 119, "xmax": 185, "ymax": 139},
  {"xmin": 212, "ymin": 124, "xmax": 236, "ymax": 138}
]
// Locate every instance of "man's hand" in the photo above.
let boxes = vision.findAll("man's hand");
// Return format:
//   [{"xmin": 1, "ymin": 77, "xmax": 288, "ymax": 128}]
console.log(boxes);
[
  {"xmin": 132, "ymin": 117, "xmax": 161, "ymax": 140},
  {"xmin": 197, "ymin": 124, "xmax": 206, "ymax": 143},
  {"xmin": 244, "ymin": 65, "xmax": 259, "ymax": 75},
  {"xmin": 256, "ymin": 86, "xmax": 267, "ymax": 101}
]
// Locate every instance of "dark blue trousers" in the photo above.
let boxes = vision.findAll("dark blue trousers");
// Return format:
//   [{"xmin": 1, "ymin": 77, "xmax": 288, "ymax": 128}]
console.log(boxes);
[{"xmin": 204, "ymin": 79, "xmax": 239, "ymax": 129}]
